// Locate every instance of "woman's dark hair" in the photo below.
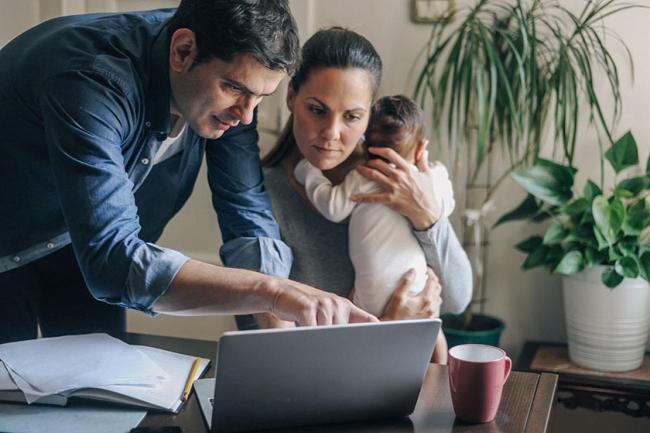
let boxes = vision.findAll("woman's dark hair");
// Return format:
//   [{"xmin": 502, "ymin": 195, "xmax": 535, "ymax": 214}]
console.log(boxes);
[
  {"xmin": 168, "ymin": 0, "xmax": 299, "ymax": 74},
  {"xmin": 365, "ymin": 95, "xmax": 425, "ymax": 158},
  {"xmin": 263, "ymin": 27, "xmax": 383, "ymax": 166}
]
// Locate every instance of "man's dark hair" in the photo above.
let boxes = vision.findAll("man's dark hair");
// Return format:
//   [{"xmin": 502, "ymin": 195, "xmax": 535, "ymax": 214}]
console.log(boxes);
[
  {"xmin": 168, "ymin": 0, "xmax": 299, "ymax": 73},
  {"xmin": 290, "ymin": 27, "xmax": 382, "ymax": 97},
  {"xmin": 365, "ymin": 95, "xmax": 425, "ymax": 157}
]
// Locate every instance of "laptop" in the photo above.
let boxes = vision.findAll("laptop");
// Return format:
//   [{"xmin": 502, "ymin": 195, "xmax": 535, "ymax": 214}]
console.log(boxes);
[{"xmin": 195, "ymin": 318, "xmax": 441, "ymax": 433}]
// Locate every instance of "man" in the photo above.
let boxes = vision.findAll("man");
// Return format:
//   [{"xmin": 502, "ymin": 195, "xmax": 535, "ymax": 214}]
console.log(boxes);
[{"xmin": 0, "ymin": 0, "xmax": 376, "ymax": 344}]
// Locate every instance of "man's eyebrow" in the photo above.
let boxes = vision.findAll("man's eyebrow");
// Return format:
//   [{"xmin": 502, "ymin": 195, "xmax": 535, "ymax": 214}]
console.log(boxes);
[{"xmin": 223, "ymin": 78, "xmax": 275, "ymax": 97}]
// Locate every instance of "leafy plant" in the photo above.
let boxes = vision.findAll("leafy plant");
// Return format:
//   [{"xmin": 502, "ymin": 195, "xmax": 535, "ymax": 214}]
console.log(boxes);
[
  {"xmin": 414, "ymin": 0, "xmax": 639, "ymax": 194},
  {"xmin": 498, "ymin": 131, "xmax": 650, "ymax": 287}
]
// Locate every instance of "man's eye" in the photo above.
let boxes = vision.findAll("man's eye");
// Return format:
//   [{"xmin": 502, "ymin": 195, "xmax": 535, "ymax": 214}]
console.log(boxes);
[{"xmin": 227, "ymin": 84, "xmax": 242, "ymax": 93}]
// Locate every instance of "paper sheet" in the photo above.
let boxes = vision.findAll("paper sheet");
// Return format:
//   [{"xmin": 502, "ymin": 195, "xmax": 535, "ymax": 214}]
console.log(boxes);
[
  {"xmin": 0, "ymin": 334, "xmax": 167, "ymax": 403},
  {"xmin": 0, "ymin": 402, "xmax": 147, "ymax": 433}
]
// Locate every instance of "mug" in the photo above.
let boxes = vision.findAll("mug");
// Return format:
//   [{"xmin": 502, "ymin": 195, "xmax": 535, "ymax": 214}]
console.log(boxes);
[{"xmin": 448, "ymin": 344, "xmax": 512, "ymax": 423}]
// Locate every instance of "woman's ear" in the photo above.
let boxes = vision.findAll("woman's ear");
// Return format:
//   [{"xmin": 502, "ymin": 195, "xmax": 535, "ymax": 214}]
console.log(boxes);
[
  {"xmin": 286, "ymin": 83, "xmax": 295, "ymax": 113},
  {"xmin": 169, "ymin": 28, "xmax": 197, "ymax": 73}
]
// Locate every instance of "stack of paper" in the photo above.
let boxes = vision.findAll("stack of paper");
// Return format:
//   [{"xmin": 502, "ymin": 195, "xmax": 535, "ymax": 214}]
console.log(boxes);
[{"xmin": 0, "ymin": 334, "xmax": 209, "ymax": 413}]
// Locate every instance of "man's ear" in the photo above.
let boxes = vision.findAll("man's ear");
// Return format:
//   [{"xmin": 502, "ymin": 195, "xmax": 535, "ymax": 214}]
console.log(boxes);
[
  {"xmin": 169, "ymin": 28, "xmax": 197, "ymax": 73},
  {"xmin": 286, "ymin": 83, "xmax": 295, "ymax": 113}
]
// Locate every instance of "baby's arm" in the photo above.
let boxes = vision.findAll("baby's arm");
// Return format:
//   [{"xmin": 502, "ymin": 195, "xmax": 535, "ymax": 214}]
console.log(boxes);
[{"xmin": 294, "ymin": 159, "xmax": 364, "ymax": 223}]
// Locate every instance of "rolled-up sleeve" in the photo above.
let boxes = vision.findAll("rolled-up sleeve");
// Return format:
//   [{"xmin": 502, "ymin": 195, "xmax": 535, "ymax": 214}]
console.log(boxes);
[
  {"xmin": 40, "ymin": 69, "xmax": 187, "ymax": 315},
  {"xmin": 206, "ymin": 112, "xmax": 292, "ymax": 278}
]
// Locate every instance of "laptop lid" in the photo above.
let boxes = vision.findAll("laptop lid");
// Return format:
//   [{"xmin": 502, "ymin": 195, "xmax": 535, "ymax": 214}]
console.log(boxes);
[{"xmin": 209, "ymin": 319, "xmax": 440, "ymax": 433}]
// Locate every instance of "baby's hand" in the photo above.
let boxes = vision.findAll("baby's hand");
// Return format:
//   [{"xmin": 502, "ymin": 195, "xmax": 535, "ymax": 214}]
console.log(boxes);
[{"xmin": 293, "ymin": 158, "xmax": 310, "ymax": 185}]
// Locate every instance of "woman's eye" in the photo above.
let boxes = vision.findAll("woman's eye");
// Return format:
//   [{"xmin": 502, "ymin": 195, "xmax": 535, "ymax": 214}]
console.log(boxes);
[
  {"xmin": 309, "ymin": 106, "xmax": 325, "ymax": 115},
  {"xmin": 345, "ymin": 114, "xmax": 361, "ymax": 121}
]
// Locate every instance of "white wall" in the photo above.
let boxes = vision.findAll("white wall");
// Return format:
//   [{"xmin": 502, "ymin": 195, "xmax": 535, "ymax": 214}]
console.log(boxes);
[{"xmin": 3, "ymin": 1, "xmax": 648, "ymax": 351}]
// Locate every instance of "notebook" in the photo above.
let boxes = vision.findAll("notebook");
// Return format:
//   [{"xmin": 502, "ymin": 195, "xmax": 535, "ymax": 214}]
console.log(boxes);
[
  {"xmin": 196, "ymin": 319, "xmax": 440, "ymax": 432},
  {"xmin": 0, "ymin": 336, "xmax": 209, "ymax": 413}
]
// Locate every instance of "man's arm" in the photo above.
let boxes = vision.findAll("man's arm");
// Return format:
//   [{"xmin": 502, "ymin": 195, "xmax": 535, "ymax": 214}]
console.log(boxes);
[
  {"xmin": 41, "ymin": 69, "xmax": 188, "ymax": 314},
  {"xmin": 153, "ymin": 259, "xmax": 377, "ymax": 326}
]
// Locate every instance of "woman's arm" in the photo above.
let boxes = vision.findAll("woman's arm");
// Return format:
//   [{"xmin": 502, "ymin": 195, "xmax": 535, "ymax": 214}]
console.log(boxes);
[{"xmin": 354, "ymin": 147, "xmax": 472, "ymax": 314}]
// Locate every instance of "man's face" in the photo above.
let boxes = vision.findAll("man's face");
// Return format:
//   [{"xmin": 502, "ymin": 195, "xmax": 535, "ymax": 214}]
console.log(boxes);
[{"xmin": 169, "ymin": 34, "xmax": 286, "ymax": 139}]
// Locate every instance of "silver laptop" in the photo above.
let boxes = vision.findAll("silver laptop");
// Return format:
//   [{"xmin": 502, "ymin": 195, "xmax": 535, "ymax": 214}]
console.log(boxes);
[{"xmin": 195, "ymin": 318, "xmax": 440, "ymax": 433}]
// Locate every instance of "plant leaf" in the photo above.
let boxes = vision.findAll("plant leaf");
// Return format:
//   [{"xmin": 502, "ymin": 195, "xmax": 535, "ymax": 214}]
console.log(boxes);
[
  {"xmin": 615, "ymin": 176, "xmax": 650, "ymax": 197},
  {"xmin": 495, "ymin": 194, "xmax": 541, "ymax": 226},
  {"xmin": 543, "ymin": 222, "xmax": 567, "ymax": 245},
  {"xmin": 602, "ymin": 267, "xmax": 624, "ymax": 288},
  {"xmin": 592, "ymin": 196, "xmax": 610, "ymax": 240},
  {"xmin": 615, "ymin": 256, "xmax": 639, "ymax": 279},
  {"xmin": 622, "ymin": 200, "xmax": 649, "ymax": 236},
  {"xmin": 562, "ymin": 198, "xmax": 589, "ymax": 217},
  {"xmin": 511, "ymin": 159, "xmax": 575, "ymax": 206},
  {"xmin": 553, "ymin": 250, "xmax": 584, "ymax": 275},
  {"xmin": 522, "ymin": 246, "xmax": 548, "ymax": 270},
  {"xmin": 593, "ymin": 225, "xmax": 609, "ymax": 250},
  {"xmin": 515, "ymin": 235, "xmax": 544, "ymax": 253},
  {"xmin": 605, "ymin": 131, "xmax": 639, "ymax": 174},
  {"xmin": 583, "ymin": 180, "xmax": 602, "ymax": 203},
  {"xmin": 640, "ymin": 252, "xmax": 650, "ymax": 282}
]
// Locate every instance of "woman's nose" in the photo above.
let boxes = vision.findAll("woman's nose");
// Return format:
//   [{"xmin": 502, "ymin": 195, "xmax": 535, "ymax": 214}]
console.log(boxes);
[{"xmin": 320, "ymin": 116, "xmax": 341, "ymax": 141}]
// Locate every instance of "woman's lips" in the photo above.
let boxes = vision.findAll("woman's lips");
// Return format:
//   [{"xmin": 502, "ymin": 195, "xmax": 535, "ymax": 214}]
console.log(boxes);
[{"xmin": 313, "ymin": 146, "xmax": 340, "ymax": 155}]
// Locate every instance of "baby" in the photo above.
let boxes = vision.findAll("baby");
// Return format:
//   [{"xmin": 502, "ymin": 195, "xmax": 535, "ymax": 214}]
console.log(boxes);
[{"xmin": 294, "ymin": 95, "xmax": 455, "ymax": 316}]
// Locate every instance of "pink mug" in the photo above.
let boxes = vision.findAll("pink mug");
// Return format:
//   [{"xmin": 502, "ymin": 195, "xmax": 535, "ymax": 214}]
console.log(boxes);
[{"xmin": 448, "ymin": 344, "xmax": 512, "ymax": 423}]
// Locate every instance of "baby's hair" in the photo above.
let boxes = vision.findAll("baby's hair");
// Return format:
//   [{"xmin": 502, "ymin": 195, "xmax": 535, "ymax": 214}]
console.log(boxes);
[{"xmin": 365, "ymin": 95, "xmax": 425, "ymax": 158}]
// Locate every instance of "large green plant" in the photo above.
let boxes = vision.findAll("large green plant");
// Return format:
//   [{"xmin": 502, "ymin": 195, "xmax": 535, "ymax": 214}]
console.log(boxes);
[
  {"xmin": 499, "ymin": 132, "xmax": 650, "ymax": 286},
  {"xmin": 414, "ymin": 0, "xmax": 637, "ymax": 191}
]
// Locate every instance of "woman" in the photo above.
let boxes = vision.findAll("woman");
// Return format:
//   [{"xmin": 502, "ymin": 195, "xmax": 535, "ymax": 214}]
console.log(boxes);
[{"xmin": 250, "ymin": 28, "xmax": 472, "ymax": 361}]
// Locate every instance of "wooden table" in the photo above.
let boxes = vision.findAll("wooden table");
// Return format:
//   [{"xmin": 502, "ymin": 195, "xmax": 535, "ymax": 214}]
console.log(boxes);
[
  {"xmin": 517, "ymin": 341, "xmax": 650, "ymax": 419},
  {"xmin": 124, "ymin": 333, "xmax": 557, "ymax": 433}
]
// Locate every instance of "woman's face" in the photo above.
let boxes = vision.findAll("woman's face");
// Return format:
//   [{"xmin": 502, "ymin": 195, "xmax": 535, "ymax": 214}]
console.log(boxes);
[{"xmin": 287, "ymin": 67, "xmax": 374, "ymax": 170}]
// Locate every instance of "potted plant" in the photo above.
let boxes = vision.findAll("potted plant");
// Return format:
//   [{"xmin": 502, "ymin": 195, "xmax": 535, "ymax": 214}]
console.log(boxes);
[
  {"xmin": 500, "ymin": 131, "xmax": 650, "ymax": 371},
  {"xmin": 413, "ymin": 0, "xmax": 638, "ymax": 346}
]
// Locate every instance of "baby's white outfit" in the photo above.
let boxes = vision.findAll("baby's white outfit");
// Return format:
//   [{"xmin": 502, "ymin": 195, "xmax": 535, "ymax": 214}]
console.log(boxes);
[{"xmin": 294, "ymin": 159, "xmax": 455, "ymax": 316}]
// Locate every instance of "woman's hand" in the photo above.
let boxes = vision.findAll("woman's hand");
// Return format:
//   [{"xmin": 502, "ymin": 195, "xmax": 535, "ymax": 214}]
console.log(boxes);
[
  {"xmin": 380, "ymin": 267, "xmax": 442, "ymax": 321},
  {"xmin": 352, "ymin": 144, "xmax": 447, "ymax": 230}
]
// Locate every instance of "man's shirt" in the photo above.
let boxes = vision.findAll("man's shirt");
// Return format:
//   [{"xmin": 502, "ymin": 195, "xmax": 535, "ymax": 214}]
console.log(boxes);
[{"xmin": 0, "ymin": 9, "xmax": 292, "ymax": 314}]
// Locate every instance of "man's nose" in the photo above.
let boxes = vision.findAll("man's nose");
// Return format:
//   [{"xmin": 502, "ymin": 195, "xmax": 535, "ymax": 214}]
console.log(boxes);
[{"xmin": 233, "ymin": 94, "xmax": 259, "ymax": 125}]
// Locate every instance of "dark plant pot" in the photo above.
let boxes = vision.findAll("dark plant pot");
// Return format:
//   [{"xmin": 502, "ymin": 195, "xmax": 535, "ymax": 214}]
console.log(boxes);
[{"xmin": 441, "ymin": 313, "xmax": 506, "ymax": 348}]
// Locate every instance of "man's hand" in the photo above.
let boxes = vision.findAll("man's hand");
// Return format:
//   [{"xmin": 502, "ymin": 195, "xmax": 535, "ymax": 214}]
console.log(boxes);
[
  {"xmin": 380, "ymin": 267, "xmax": 442, "ymax": 321},
  {"xmin": 268, "ymin": 278, "xmax": 379, "ymax": 326}
]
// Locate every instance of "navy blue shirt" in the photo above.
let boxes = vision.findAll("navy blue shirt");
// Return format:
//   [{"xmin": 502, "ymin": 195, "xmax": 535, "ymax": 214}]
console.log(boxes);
[{"xmin": 0, "ymin": 10, "xmax": 292, "ymax": 314}]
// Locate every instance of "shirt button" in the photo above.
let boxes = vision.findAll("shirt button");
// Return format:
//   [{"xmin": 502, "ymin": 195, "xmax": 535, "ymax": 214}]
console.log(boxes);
[
  {"xmin": 13, "ymin": 256, "xmax": 21, "ymax": 263},
  {"xmin": 47, "ymin": 242, "xmax": 55, "ymax": 249},
  {"xmin": 141, "ymin": 158, "xmax": 150, "ymax": 165},
  {"xmin": 145, "ymin": 121, "xmax": 152, "ymax": 128}
]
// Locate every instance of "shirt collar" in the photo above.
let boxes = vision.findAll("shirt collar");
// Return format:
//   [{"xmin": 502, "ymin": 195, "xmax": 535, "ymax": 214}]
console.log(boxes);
[{"xmin": 145, "ymin": 21, "xmax": 172, "ymax": 135}]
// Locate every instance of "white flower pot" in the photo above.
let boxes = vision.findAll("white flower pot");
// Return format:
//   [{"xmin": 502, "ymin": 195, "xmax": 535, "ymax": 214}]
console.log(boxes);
[{"xmin": 562, "ymin": 266, "xmax": 650, "ymax": 372}]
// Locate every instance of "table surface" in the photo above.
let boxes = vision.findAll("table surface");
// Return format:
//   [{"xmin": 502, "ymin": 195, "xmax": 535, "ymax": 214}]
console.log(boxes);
[
  {"xmin": 123, "ymin": 333, "xmax": 558, "ymax": 433},
  {"xmin": 516, "ymin": 341, "xmax": 650, "ymax": 396}
]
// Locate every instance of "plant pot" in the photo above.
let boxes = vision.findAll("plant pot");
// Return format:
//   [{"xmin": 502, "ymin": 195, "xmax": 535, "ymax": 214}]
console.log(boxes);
[
  {"xmin": 562, "ymin": 266, "xmax": 650, "ymax": 372},
  {"xmin": 441, "ymin": 313, "xmax": 506, "ymax": 348}
]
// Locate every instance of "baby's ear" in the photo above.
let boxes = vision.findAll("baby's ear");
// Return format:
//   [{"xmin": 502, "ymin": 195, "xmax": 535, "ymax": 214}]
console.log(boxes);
[{"xmin": 414, "ymin": 138, "xmax": 429, "ymax": 163}]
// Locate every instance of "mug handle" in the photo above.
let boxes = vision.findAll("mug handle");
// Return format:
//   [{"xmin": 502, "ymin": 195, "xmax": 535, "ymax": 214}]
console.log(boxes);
[{"xmin": 502, "ymin": 356, "xmax": 512, "ymax": 385}]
